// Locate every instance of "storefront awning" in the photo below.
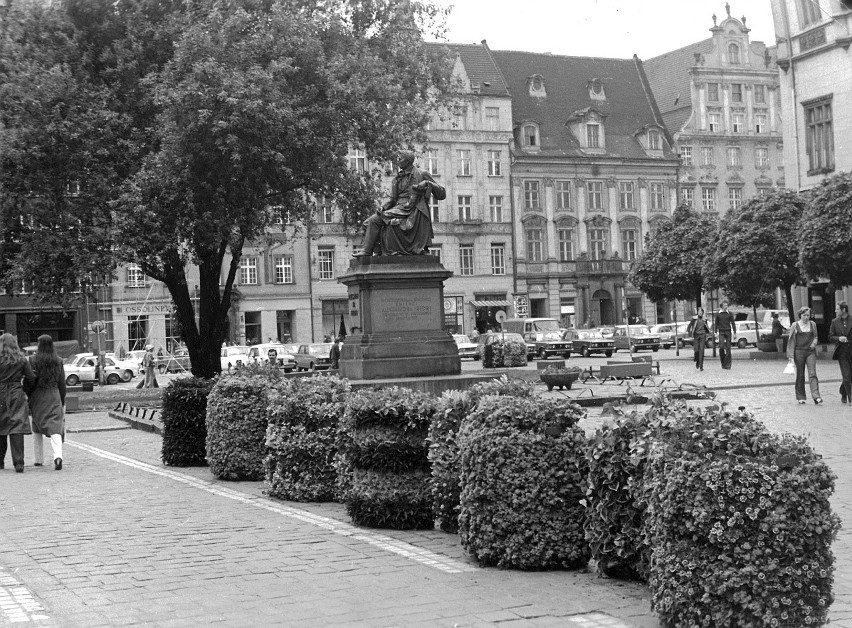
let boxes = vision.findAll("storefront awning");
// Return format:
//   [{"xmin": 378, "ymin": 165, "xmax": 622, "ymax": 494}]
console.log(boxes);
[{"xmin": 470, "ymin": 300, "xmax": 512, "ymax": 308}]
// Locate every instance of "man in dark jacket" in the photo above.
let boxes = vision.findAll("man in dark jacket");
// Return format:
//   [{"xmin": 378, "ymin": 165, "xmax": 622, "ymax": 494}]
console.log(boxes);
[
  {"xmin": 715, "ymin": 302, "xmax": 735, "ymax": 370},
  {"xmin": 828, "ymin": 301, "xmax": 852, "ymax": 404}
]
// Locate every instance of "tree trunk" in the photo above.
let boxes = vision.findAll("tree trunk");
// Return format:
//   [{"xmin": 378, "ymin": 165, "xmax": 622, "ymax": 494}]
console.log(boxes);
[{"xmin": 785, "ymin": 284, "xmax": 796, "ymax": 323}]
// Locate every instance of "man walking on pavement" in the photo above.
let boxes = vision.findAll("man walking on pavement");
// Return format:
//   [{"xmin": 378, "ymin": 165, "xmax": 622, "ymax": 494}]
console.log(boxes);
[
  {"xmin": 715, "ymin": 301, "xmax": 735, "ymax": 370},
  {"xmin": 829, "ymin": 301, "xmax": 852, "ymax": 404}
]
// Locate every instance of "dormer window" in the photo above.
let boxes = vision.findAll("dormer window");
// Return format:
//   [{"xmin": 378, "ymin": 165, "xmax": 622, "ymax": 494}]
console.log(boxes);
[
  {"xmin": 528, "ymin": 74, "xmax": 546, "ymax": 97},
  {"xmin": 586, "ymin": 123, "xmax": 600, "ymax": 148},
  {"xmin": 523, "ymin": 123, "xmax": 539, "ymax": 147},
  {"xmin": 649, "ymin": 130, "xmax": 661, "ymax": 150},
  {"xmin": 728, "ymin": 43, "xmax": 741, "ymax": 64}
]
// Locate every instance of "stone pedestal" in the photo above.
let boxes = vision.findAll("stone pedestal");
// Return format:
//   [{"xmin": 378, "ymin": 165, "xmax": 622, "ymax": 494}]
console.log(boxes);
[{"xmin": 338, "ymin": 256, "xmax": 461, "ymax": 380}]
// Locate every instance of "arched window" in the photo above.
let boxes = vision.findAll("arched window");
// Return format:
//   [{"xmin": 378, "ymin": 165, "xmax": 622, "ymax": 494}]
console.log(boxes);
[
  {"xmin": 728, "ymin": 43, "xmax": 740, "ymax": 64},
  {"xmin": 523, "ymin": 124, "xmax": 538, "ymax": 147}
]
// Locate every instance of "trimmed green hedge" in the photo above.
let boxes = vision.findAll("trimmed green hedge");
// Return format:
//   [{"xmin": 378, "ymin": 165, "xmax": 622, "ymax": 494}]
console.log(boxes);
[
  {"xmin": 160, "ymin": 377, "xmax": 214, "ymax": 467},
  {"xmin": 337, "ymin": 386, "xmax": 437, "ymax": 529},
  {"xmin": 429, "ymin": 376, "xmax": 535, "ymax": 534},
  {"xmin": 482, "ymin": 338, "xmax": 527, "ymax": 368},
  {"xmin": 458, "ymin": 395, "xmax": 588, "ymax": 569},
  {"xmin": 206, "ymin": 367, "xmax": 282, "ymax": 480},
  {"xmin": 264, "ymin": 376, "xmax": 350, "ymax": 502},
  {"xmin": 642, "ymin": 403, "xmax": 840, "ymax": 627}
]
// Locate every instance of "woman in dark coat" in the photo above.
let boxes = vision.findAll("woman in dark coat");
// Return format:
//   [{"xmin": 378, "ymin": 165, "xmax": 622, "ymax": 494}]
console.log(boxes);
[
  {"xmin": 0, "ymin": 333, "xmax": 36, "ymax": 472},
  {"xmin": 28, "ymin": 334, "xmax": 66, "ymax": 470}
]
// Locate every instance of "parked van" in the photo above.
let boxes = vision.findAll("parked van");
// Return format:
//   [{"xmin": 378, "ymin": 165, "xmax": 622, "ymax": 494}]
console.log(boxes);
[
  {"xmin": 247, "ymin": 343, "xmax": 296, "ymax": 372},
  {"xmin": 500, "ymin": 317, "xmax": 572, "ymax": 359}
]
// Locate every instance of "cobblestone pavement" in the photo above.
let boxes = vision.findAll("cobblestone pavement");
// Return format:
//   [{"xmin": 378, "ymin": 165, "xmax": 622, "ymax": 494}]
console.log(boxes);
[{"xmin": 0, "ymin": 348, "xmax": 849, "ymax": 627}]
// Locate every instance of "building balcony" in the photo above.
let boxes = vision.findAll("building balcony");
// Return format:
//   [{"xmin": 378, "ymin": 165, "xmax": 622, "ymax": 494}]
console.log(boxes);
[{"xmin": 576, "ymin": 259, "xmax": 627, "ymax": 276}]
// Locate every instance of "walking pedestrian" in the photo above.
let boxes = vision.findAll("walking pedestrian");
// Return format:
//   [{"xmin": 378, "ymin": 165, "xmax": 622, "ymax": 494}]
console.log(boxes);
[
  {"xmin": 715, "ymin": 301, "xmax": 735, "ymax": 369},
  {"xmin": 771, "ymin": 312, "xmax": 787, "ymax": 353},
  {"xmin": 0, "ymin": 333, "xmax": 36, "ymax": 473},
  {"xmin": 828, "ymin": 301, "xmax": 852, "ymax": 404},
  {"xmin": 689, "ymin": 308, "xmax": 712, "ymax": 371},
  {"xmin": 137, "ymin": 345, "xmax": 159, "ymax": 389},
  {"xmin": 786, "ymin": 306, "xmax": 822, "ymax": 405},
  {"xmin": 27, "ymin": 335, "xmax": 66, "ymax": 471},
  {"xmin": 329, "ymin": 337, "xmax": 341, "ymax": 370}
]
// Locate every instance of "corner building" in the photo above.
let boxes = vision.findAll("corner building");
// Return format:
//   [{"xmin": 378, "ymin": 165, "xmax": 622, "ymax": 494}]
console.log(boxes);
[{"xmin": 490, "ymin": 50, "xmax": 680, "ymax": 327}]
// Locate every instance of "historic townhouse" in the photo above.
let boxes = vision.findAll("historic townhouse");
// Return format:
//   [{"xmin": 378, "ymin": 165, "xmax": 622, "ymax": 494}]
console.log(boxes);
[
  {"xmin": 490, "ymin": 50, "xmax": 681, "ymax": 328},
  {"xmin": 645, "ymin": 6, "xmax": 785, "ymax": 217}
]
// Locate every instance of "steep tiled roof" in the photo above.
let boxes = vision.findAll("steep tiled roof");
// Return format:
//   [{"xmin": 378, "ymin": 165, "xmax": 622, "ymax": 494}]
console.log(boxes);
[
  {"xmin": 644, "ymin": 38, "xmax": 713, "ymax": 135},
  {"xmin": 490, "ymin": 50, "xmax": 677, "ymax": 160},
  {"xmin": 425, "ymin": 42, "xmax": 510, "ymax": 97}
]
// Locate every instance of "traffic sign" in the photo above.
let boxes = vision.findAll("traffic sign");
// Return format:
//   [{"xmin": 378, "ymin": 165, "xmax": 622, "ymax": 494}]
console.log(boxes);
[
  {"xmin": 89, "ymin": 320, "xmax": 106, "ymax": 333},
  {"xmin": 495, "ymin": 310, "xmax": 507, "ymax": 323}
]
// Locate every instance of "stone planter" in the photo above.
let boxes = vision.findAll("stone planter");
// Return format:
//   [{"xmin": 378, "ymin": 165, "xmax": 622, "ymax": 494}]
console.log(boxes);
[{"xmin": 540, "ymin": 370, "xmax": 581, "ymax": 391}]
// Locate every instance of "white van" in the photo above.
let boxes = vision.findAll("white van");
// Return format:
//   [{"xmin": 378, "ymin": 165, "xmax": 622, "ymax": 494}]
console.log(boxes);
[
  {"xmin": 247, "ymin": 343, "xmax": 296, "ymax": 372},
  {"xmin": 500, "ymin": 317, "xmax": 572, "ymax": 359}
]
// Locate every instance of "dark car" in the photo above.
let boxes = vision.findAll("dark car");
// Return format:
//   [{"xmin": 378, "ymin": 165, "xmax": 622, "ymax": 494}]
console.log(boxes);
[
  {"xmin": 562, "ymin": 329, "xmax": 614, "ymax": 358},
  {"xmin": 611, "ymin": 325, "xmax": 661, "ymax": 353},
  {"xmin": 294, "ymin": 343, "xmax": 334, "ymax": 371}
]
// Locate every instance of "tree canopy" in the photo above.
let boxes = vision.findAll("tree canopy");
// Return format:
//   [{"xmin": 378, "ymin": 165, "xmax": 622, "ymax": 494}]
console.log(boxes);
[
  {"xmin": 628, "ymin": 204, "xmax": 716, "ymax": 307},
  {"xmin": 1, "ymin": 0, "xmax": 457, "ymax": 377},
  {"xmin": 799, "ymin": 171, "xmax": 852, "ymax": 289}
]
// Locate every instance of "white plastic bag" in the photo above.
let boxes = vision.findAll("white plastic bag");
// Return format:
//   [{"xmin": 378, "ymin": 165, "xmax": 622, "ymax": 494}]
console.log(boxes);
[{"xmin": 783, "ymin": 360, "xmax": 795, "ymax": 375}]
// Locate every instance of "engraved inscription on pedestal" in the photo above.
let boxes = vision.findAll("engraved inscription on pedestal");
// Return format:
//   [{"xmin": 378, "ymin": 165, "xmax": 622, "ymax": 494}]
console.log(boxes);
[{"xmin": 373, "ymin": 288, "xmax": 441, "ymax": 332}]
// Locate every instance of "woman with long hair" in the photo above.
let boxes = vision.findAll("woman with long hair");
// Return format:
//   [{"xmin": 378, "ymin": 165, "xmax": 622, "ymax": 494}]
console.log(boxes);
[
  {"xmin": 28, "ymin": 334, "xmax": 66, "ymax": 470},
  {"xmin": 786, "ymin": 306, "xmax": 823, "ymax": 405},
  {"xmin": 0, "ymin": 333, "xmax": 36, "ymax": 472}
]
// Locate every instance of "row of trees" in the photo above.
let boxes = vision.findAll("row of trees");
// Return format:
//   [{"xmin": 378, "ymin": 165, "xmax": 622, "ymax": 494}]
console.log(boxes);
[
  {"xmin": 629, "ymin": 171, "xmax": 852, "ymax": 322},
  {"xmin": 0, "ymin": 0, "xmax": 458, "ymax": 377}
]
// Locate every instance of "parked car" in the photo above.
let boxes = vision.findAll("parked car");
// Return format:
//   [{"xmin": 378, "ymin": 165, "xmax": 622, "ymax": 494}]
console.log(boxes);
[
  {"xmin": 598, "ymin": 326, "xmax": 615, "ymax": 338},
  {"xmin": 247, "ymin": 343, "xmax": 296, "ymax": 372},
  {"xmin": 648, "ymin": 322, "xmax": 692, "ymax": 350},
  {"xmin": 294, "ymin": 343, "xmax": 334, "ymax": 371},
  {"xmin": 158, "ymin": 350, "xmax": 192, "ymax": 374},
  {"xmin": 476, "ymin": 332, "xmax": 529, "ymax": 365},
  {"xmin": 611, "ymin": 325, "xmax": 661, "ymax": 352},
  {"xmin": 63, "ymin": 353, "xmax": 128, "ymax": 386},
  {"xmin": 501, "ymin": 317, "xmax": 572, "ymax": 359},
  {"xmin": 452, "ymin": 334, "xmax": 479, "ymax": 360},
  {"xmin": 718, "ymin": 320, "xmax": 764, "ymax": 349},
  {"xmin": 104, "ymin": 353, "xmax": 139, "ymax": 381},
  {"xmin": 562, "ymin": 329, "xmax": 613, "ymax": 357},
  {"xmin": 220, "ymin": 345, "xmax": 250, "ymax": 371}
]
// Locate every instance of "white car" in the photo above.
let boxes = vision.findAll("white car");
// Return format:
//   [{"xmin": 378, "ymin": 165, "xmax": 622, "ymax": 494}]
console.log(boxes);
[
  {"xmin": 247, "ymin": 343, "xmax": 296, "ymax": 372},
  {"xmin": 221, "ymin": 345, "xmax": 250, "ymax": 371},
  {"xmin": 63, "ymin": 353, "xmax": 129, "ymax": 386},
  {"xmin": 452, "ymin": 334, "xmax": 479, "ymax": 360},
  {"xmin": 104, "ymin": 353, "xmax": 140, "ymax": 380},
  {"xmin": 721, "ymin": 320, "xmax": 764, "ymax": 349}
]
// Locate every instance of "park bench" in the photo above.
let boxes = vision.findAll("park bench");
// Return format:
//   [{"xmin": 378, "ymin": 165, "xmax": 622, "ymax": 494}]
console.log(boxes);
[
  {"xmin": 630, "ymin": 355, "xmax": 661, "ymax": 374},
  {"xmin": 581, "ymin": 361, "xmax": 654, "ymax": 385}
]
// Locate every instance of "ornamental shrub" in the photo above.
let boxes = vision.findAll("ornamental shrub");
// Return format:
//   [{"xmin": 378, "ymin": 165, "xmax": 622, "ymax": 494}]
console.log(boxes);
[
  {"xmin": 429, "ymin": 376, "xmax": 535, "ymax": 533},
  {"xmin": 206, "ymin": 370, "xmax": 281, "ymax": 480},
  {"xmin": 160, "ymin": 377, "xmax": 214, "ymax": 466},
  {"xmin": 264, "ymin": 375, "xmax": 350, "ymax": 502},
  {"xmin": 338, "ymin": 386, "xmax": 438, "ymax": 529},
  {"xmin": 482, "ymin": 338, "xmax": 527, "ymax": 368},
  {"xmin": 458, "ymin": 395, "xmax": 588, "ymax": 569},
  {"xmin": 642, "ymin": 403, "xmax": 840, "ymax": 627}
]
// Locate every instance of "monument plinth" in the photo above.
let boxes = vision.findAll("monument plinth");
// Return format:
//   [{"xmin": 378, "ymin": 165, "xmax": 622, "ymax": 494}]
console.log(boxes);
[{"xmin": 338, "ymin": 255, "xmax": 461, "ymax": 380}]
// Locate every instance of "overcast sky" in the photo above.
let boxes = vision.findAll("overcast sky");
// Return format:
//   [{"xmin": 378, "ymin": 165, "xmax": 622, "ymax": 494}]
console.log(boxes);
[{"xmin": 431, "ymin": 1, "xmax": 778, "ymax": 60}]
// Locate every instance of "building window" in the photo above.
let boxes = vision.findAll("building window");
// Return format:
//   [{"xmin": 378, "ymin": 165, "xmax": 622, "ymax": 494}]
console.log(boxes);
[
  {"xmin": 489, "ymin": 196, "xmax": 503, "ymax": 222},
  {"xmin": 274, "ymin": 256, "xmax": 294, "ymax": 284},
  {"xmin": 728, "ymin": 43, "xmax": 741, "ymax": 64},
  {"xmin": 524, "ymin": 181, "xmax": 540, "ymax": 210},
  {"xmin": 755, "ymin": 113, "xmax": 767, "ymax": 134},
  {"xmin": 701, "ymin": 187, "xmax": 716, "ymax": 212},
  {"xmin": 523, "ymin": 124, "xmax": 538, "ymax": 147},
  {"xmin": 586, "ymin": 123, "xmax": 600, "ymax": 148},
  {"xmin": 798, "ymin": 0, "xmax": 822, "ymax": 26},
  {"xmin": 732, "ymin": 113, "xmax": 744, "ymax": 133},
  {"xmin": 425, "ymin": 149, "xmax": 439, "ymax": 175},
  {"xmin": 429, "ymin": 245, "xmax": 442, "ymax": 263},
  {"xmin": 707, "ymin": 83, "xmax": 719, "ymax": 101},
  {"xmin": 587, "ymin": 180, "xmax": 604, "ymax": 210},
  {"xmin": 681, "ymin": 187, "xmax": 694, "ymax": 207},
  {"xmin": 459, "ymin": 244, "xmax": 474, "ymax": 276},
  {"xmin": 239, "ymin": 257, "xmax": 258, "ymax": 285},
  {"xmin": 457, "ymin": 195, "xmax": 473, "ymax": 221},
  {"xmin": 349, "ymin": 148, "xmax": 366, "ymax": 173},
  {"xmin": 755, "ymin": 147, "xmax": 769, "ymax": 168},
  {"xmin": 731, "ymin": 84, "xmax": 743, "ymax": 103},
  {"xmin": 621, "ymin": 228, "xmax": 638, "ymax": 261},
  {"xmin": 127, "ymin": 264, "xmax": 145, "ymax": 288},
  {"xmin": 317, "ymin": 196, "xmax": 333, "ymax": 223},
  {"xmin": 709, "ymin": 112, "xmax": 721, "ymax": 132},
  {"xmin": 619, "ymin": 182, "xmax": 635, "ymax": 210},
  {"xmin": 589, "ymin": 228, "xmax": 607, "ymax": 260},
  {"xmin": 729, "ymin": 187, "xmax": 743, "ymax": 210},
  {"xmin": 556, "ymin": 180, "xmax": 572, "ymax": 210},
  {"xmin": 490, "ymin": 243, "xmax": 505, "ymax": 276},
  {"xmin": 700, "ymin": 146, "xmax": 714, "ymax": 166},
  {"xmin": 485, "ymin": 106, "xmax": 499, "ymax": 130},
  {"xmin": 452, "ymin": 106, "xmax": 466, "ymax": 130},
  {"xmin": 526, "ymin": 228, "xmax": 543, "ymax": 262},
  {"xmin": 487, "ymin": 150, "xmax": 502, "ymax": 176},
  {"xmin": 754, "ymin": 84, "xmax": 766, "ymax": 104},
  {"xmin": 557, "ymin": 229, "xmax": 574, "ymax": 262},
  {"xmin": 317, "ymin": 248, "xmax": 334, "ymax": 280},
  {"xmin": 429, "ymin": 197, "xmax": 440, "ymax": 223},
  {"xmin": 650, "ymin": 182, "xmax": 666, "ymax": 210},
  {"xmin": 681, "ymin": 146, "xmax": 693, "ymax": 165},
  {"xmin": 805, "ymin": 98, "xmax": 834, "ymax": 172},
  {"xmin": 757, "ymin": 187, "xmax": 771, "ymax": 197},
  {"xmin": 457, "ymin": 149, "xmax": 471, "ymax": 176},
  {"xmin": 649, "ymin": 130, "xmax": 661, "ymax": 150},
  {"xmin": 727, "ymin": 146, "xmax": 741, "ymax": 166}
]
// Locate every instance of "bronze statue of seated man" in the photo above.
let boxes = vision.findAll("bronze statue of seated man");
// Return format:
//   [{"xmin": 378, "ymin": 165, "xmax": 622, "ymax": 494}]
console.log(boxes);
[{"xmin": 353, "ymin": 151, "xmax": 446, "ymax": 257}]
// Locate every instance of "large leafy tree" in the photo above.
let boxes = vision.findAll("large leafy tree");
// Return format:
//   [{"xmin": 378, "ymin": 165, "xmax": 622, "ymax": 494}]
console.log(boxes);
[
  {"xmin": 799, "ymin": 171, "xmax": 852, "ymax": 289},
  {"xmin": 1, "ymin": 0, "xmax": 456, "ymax": 377},
  {"xmin": 629, "ymin": 204, "xmax": 716, "ymax": 308},
  {"xmin": 704, "ymin": 190, "xmax": 806, "ymax": 323}
]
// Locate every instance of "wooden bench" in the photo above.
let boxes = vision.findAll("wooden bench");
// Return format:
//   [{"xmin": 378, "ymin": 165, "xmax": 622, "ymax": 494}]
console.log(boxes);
[
  {"xmin": 589, "ymin": 361, "xmax": 654, "ymax": 385},
  {"xmin": 630, "ymin": 355, "xmax": 661, "ymax": 374}
]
